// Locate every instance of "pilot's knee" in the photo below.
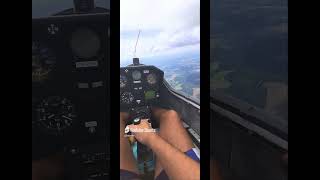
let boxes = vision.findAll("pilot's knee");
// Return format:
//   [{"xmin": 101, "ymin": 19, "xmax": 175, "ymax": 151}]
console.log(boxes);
[
  {"xmin": 160, "ymin": 110, "xmax": 181, "ymax": 122},
  {"xmin": 165, "ymin": 110, "xmax": 179, "ymax": 117}
]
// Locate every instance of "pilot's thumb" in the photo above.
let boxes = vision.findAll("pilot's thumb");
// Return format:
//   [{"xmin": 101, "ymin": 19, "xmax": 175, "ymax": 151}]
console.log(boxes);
[{"xmin": 127, "ymin": 124, "xmax": 137, "ymax": 133}]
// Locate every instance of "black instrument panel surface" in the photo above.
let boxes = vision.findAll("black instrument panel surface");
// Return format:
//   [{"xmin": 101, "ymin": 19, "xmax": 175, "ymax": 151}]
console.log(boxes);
[
  {"xmin": 32, "ymin": 13, "xmax": 110, "ymax": 152},
  {"xmin": 120, "ymin": 65, "xmax": 164, "ymax": 109}
]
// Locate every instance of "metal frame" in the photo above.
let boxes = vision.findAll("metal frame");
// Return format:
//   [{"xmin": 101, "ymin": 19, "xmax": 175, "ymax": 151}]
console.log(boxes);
[{"xmin": 211, "ymin": 91, "xmax": 288, "ymax": 150}]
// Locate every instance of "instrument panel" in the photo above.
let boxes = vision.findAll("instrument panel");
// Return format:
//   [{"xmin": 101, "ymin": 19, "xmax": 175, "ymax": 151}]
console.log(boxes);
[
  {"xmin": 32, "ymin": 10, "xmax": 110, "ymax": 180},
  {"xmin": 120, "ymin": 65, "xmax": 164, "ymax": 109},
  {"xmin": 32, "ymin": 12, "xmax": 109, "ymax": 150}
]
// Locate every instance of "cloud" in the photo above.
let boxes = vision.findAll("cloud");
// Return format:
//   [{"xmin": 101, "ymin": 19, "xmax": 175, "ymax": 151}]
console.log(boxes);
[{"xmin": 120, "ymin": 0, "xmax": 200, "ymax": 62}]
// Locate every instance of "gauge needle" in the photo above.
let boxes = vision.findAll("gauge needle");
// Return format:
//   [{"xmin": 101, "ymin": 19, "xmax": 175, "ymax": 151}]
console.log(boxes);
[
  {"xmin": 57, "ymin": 123, "xmax": 61, "ymax": 131},
  {"xmin": 62, "ymin": 115, "xmax": 72, "ymax": 121},
  {"xmin": 48, "ymin": 114, "xmax": 55, "ymax": 119}
]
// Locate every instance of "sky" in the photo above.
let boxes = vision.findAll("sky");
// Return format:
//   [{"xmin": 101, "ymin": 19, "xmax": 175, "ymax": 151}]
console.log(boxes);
[{"xmin": 120, "ymin": 0, "xmax": 200, "ymax": 65}]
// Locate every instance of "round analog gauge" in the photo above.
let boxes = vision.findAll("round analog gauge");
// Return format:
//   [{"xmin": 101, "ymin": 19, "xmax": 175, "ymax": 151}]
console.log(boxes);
[
  {"xmin": 132, "ymin": 70, "xmax": 142, "ymax": 81},
  {"xmin": 36, "ymin": 96, "xmax": 76, "ymax": 135},
  {"xmin": 121, "ymin": 92, "xmax": 134, "ymax": 104},
  {"xmin": 32, "ymin": 42, "xmax": 56, "ymax": 83},
  {"xmin": 147, "ymin": 73, "xmax": 157, "ymax": 85},
  {"xmin": 120, "ymin": 75, "xmax": 127, "ymax": 88},
  {"xmin": 70, "ymin": 28, "xmax": 101, "ymax": 59}
]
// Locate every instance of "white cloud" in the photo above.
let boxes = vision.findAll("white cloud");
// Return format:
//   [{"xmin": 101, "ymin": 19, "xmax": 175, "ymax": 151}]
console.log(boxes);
[{"xmin": 120, "ymin": 0, "xmax": 200, "ymax": 62}]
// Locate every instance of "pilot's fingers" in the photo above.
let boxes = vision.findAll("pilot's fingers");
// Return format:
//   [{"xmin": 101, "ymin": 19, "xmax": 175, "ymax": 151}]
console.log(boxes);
[
  {"xmin": 140, "ymin": 119, "xmax": 149, "ymax": 123},
  {"xmin": 127, "ymin": 124, "xmax": 134, "ymax": 129},
  {"xmin": 137, "ymin": 119, "xmax": 152, "ymax": 128},
  {"xmin": 127, "ymin": 123, "xmax": 150, "ymax": 133},
  {"xmin": 127, "ymin": 125, "xmax": 143, "ymax": 134},
  {"xmin": 127, "ymin": 124, "xmax": 138, "ymax": 132}
]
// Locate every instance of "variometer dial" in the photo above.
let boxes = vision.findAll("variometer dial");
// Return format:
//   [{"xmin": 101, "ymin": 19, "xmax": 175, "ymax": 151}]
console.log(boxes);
[
  {"xmin": 36, "ymin": 96, "xmax": 76, "ymax": 135},
  {"xmin": 147, "ymin": 73, "xmax": 157, "ymax": 85}
]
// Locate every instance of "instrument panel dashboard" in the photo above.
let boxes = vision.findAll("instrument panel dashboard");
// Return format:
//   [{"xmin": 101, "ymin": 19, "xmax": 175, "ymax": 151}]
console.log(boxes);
[
  {"xmin": 32, "ymin": 12, "xmax": 109, "ymax": 147},
  {"xmin": 120, "ymin": 65, "xmax": 164, "ymax": 109},
  {"xmin": 32, "ymin": 10, "xmax": 110, "ymax": 179}
]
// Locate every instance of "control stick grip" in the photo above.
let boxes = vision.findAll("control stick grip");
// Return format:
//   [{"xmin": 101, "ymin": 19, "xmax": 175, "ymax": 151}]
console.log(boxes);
[
  {"xmin": 133, "ymin": 118, "xmax": 141, "ymax": 125},
  {"xmin": 128, "ymin": 106, "xmax": 151, "ymax": 124}
]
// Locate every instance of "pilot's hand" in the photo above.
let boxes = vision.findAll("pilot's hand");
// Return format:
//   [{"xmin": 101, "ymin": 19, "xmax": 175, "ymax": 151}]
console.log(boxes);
[{"xmin": 127, "ymin": 119, "xmax": 157, "ymax": 146}]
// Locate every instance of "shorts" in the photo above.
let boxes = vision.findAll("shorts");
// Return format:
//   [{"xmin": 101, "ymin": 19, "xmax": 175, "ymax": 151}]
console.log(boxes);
[
  {"xmin": 120, "ymin": 148, "xmax": 200, "ymax": 180},
  {"xmin": 120, "ymin": 169, "xmax": 141, "ymax": 180}
]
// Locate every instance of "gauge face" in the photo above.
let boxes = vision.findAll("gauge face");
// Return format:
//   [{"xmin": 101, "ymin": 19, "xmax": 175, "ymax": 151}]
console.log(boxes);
[
  {"xmin": 121, "ymin": 92, "xmax": 134, "ymax": 104},
  {"xmin": 145, "ymin": 90, "xmax": 156, "ymax": 100},
  {"xmin": 32, "ymin": 42, "xmax": 56, "ymax": 83},
  {"xmin": 36, "ymin": 96, "xmax": 76, "ymax": 135},
  {"xmin": 70, "ymin": 28, "xmax": 101, "ymax": 59},
  {"xmin": 132, "ymin": 70, "xmax": 142, "ymax": 81},
  {"xmin": 147, "ymin": 73, "xmax": 157, "ymax": 85},
  {"xmin": 120, "ymin": 75, "xmax": 127, "ymax": 88}
]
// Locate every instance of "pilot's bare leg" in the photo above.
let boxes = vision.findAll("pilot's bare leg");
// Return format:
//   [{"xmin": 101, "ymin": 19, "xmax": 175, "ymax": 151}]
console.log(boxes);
[
  {"xmin": 120, "ymin": 112, "xmax": 139, "ymax": 174},
  {"xmin": 152, "ymin": 108, "xmax": 194, "ymax": 178}
]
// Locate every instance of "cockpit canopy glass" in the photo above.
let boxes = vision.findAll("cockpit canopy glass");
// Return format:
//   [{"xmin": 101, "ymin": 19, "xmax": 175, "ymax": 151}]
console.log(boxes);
[
  {"xmin": 210, "ymin": 0, "xmax": 288, "ymax": 120},
  {"xmin": 120, "ymin": 0, "xmax": 200, "ymax": 101}
]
